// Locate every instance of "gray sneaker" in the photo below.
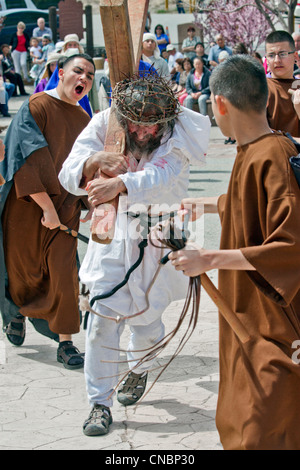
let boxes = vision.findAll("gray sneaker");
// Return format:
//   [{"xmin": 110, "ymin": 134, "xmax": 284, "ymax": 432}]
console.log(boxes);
[
  {"xmin": 117, "ymin": 371, "xmax": 148, "ymax": 406},
  {"xmin": 83, "ymin": 404, "xmax": 112, "ymax": 436}
]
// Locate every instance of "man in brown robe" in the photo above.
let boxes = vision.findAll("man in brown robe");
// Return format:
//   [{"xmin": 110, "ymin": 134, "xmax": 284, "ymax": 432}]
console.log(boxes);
[
  {"xmin": 169, "ymin": 55, "xmax": 300, "ymax": 450},
  {"xmin": 266, "ymin": 30, "xmax": 300, "ymax": 137},
  {"xmin": 0, "ymin": 54, "xmax": 95, "ymax": 368}
]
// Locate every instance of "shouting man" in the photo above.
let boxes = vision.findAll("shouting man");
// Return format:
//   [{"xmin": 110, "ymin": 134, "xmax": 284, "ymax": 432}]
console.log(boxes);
[{"xmin": 0, "ymin": 54, "xmax": 95, "ymax": 369}]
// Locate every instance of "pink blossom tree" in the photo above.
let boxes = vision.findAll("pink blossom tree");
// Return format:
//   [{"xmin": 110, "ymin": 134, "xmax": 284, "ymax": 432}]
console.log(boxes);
[{"xmin": 194, "ymin": 0, "xmax": 276, "ymax": 52}]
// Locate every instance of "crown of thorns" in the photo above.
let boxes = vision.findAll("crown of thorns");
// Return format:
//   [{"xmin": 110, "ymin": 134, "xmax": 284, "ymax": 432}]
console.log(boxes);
[{"xmin": 112, "ymin": 73, "xmax": 181, "ymax": 125}]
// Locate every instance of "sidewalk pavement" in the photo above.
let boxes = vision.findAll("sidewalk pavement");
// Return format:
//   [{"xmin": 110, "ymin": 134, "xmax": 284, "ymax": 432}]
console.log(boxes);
[{"xmin": 0, "ymin": 91, "xmax": 236, "ymax": 451}]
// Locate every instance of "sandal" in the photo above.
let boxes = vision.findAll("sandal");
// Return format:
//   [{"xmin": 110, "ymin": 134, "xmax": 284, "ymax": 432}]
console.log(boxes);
[
  {"xmin": 5, "ymin": 314, "xmax": 26, "ymax": 346},
  {"xmin": 117, "ymin": 371, "xmax": 148, "ymax": 406},
  {"xmin": 57, "ymin": 341, "xmax": 84, "ymax": 370},
  {"xmin": 83, "ymin": 404, "xmax": 112, "ymax": 436}
]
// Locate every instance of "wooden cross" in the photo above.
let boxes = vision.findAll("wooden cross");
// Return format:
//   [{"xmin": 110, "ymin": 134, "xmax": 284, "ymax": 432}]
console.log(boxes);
[{"xmin": 90, "ymin": 0, "xmax": 149, "ymax": 243}]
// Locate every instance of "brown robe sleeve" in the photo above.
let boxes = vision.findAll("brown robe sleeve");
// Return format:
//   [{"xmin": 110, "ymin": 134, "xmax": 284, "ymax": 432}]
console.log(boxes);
[
  {"xmin": 240, "ymin": 139, "xmax": 300, "ymax": 307},
  {"xmin": 13, "ymin": 147, "xmax": 61, "ymax": 201},
  {"xmin": 13, "ymin": 95, "xmax": 62, "ymax": 201}
]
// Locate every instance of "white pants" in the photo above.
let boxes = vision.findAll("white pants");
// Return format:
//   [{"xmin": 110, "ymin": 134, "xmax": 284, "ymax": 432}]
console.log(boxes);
[
  {"xmin": 84, "ymin": 304, "xmax": 165, "ymax": 408},
  {"xmin": 11, "ymin": 50, "xmax": 29, "ymax": 80}
]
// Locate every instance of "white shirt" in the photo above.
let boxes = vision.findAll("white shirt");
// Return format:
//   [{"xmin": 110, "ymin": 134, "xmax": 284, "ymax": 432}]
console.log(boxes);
[
  {"xmin": 59, "ymin": 107, "xmax": 210, "ymax": 325},
  {"xmin": 168, "ymin": 51, "xmax": 184, "ymax": 72}
]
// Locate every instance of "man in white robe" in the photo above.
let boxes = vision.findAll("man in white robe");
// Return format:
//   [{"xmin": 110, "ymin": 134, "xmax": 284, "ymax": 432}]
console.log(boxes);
[{"xmin": 59, "ymin": 75, "xmax": 210, "ymax": 436}]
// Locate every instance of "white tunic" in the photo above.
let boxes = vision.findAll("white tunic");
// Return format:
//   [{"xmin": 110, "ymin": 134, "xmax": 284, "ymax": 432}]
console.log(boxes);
[{"xmin": 59, "ymin": 107, "xmax": 210, "ymax": 326}]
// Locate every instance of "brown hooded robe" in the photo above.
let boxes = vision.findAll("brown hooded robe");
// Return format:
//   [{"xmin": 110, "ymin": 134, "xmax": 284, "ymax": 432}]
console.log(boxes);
[
  {"xmin": 216, "ymin": 132, "xmax": 300, "ymax": 450},
  {"xmin": 2, "ymin": 93, "xmax": 90, "ymax": 334}
]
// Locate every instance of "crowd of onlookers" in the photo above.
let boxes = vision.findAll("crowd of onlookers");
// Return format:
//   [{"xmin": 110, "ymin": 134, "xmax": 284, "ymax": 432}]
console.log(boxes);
[
  {"xmin": 0, "ymin": 17, "xmax": 97, "ymax": 118},
  {"xmin": 1, "ymin": 14, "xmax": 300, "ymax": 138},
  {"xmin": 154, "ymin": 25, "xmax": 267, "ymax": 121}
]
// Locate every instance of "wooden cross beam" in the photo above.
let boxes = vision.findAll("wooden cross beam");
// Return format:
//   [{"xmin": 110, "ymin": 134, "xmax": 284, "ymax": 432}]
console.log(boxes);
[{"xmin": 90, "ymin": 0, "xmax": 149, "ymax": 243}]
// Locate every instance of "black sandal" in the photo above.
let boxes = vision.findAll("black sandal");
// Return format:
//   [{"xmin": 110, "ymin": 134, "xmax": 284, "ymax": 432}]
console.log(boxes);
[
  {"xmin": 5, "ymin": 314, "xmax": 26, "ymax": 346},
  {"xmin": 57, "ymin": 341, "xmax": 84, "ymax": 370}
]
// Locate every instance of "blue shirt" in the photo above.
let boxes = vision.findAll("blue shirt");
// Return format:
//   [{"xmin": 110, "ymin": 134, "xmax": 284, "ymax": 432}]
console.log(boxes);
[
  {"xmin": 208, "ymin": 45, "xmax": 232, "ymax": 64},
  {"xmin": 155, "ymin": 33, "xmax": 169, "ymax": 53}
]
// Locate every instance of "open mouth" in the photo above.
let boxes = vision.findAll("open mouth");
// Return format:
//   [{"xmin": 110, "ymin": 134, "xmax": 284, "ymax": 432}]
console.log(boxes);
[{"xmin": 75, "ymin": 84, "xmax": 84, "ymax": 95}]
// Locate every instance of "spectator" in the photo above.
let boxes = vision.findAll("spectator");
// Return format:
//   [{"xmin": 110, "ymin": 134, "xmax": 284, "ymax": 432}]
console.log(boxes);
[
  {"xmin": 145, "ymin": 10, "xmax": 151, "ymax": 32},
  {"xmin": 176, "ymin": 57, "xmax": 193, "ymax": 105},
  {"xmin": 9, "ymin": 21, "xmax": 30, "ymax": 83},
  {"xmin": 184, "ymin": 56, "xmax": 211, "ymax": 115},
  {"xmin": 29, "ymin": 36, "xmax": 43, "ymax": 81},
  {"xmin": 0, "ymin": 76, "xmax": 15, "ymax": 117},
  {"xmin": 142, "ymin": 33, "xmax": 171, "ymax": 81},
  {"xmin": 218, "ymin": 50, "xmax": 230, "ymax": 63},
  {"xmin": 265, "ymin": 30, "xmax": 300, "ymax": 137},
  {"xmin": 208, "ymin": 34, "xmax": 232, "ymax": 68},
  {"xmin": 171, "ymin": 58, "xmax": 184, "ymax": 88},
  {"xmin": 232, "ymin": 42, "xmax": 248, "ymax": 55},
  {"xmin": 55, "ymin": 41, "xmax": 65, "ymax": 53},
  {"xmin": 62, "ymin": 33, "xmax": 84, "ymax": 55},
  {"xmin": 176, "ymin": 0, "xmax": 185, "ymax": 13},
  {"xmin": 252, "ymin": 52, "xmax": 263, "ymax": 65},
  {"xmin": 33, "ymin": 51, "xmax": 61, "ymax": 93},
  {"xmin": 166, "ymin": 44, "xmax": 183, "ymax": 74},
  {"xmin": 215, "ymin": 49, "xmax": 235, "ymax": 144},
  {"xmin": 181, "ymin": 26, "xmax": 201, "ymax": 60},
  {"xmin": 0, "ymin": 44, "xmax": 29, "ymax": 96},
  {"xmin": 182, "ymin": 57, "xmax": 193, "ymax": 76},
  {"xmin": 154, "ymin": 24, "xmax": 169, "ymax": 54},
  {"xmin": 29, "ymin": 36, "xmax": 42, "ymax": 61},
  {"xmin": 30, "ymin": 34, "xmax": 55, "ymax": 85},
  {"xmin": 194, "ymin": 42, "xmax": 209, "ymax": 68},
  {"xmin": 161, "ymin": 49, "xmax": 168, "ymax": 61},
  {"xmin": 32, "ymin": 17, "xmax": 53, "ymax": 47},
  {"xmin": 292, "ymin": 32, "xmax": 300, "ymax": 52}
]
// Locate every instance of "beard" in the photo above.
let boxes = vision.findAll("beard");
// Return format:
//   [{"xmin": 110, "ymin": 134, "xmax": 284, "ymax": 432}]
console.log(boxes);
[
  {"xmin": 126, "ymin": 130, "xmax": 163, "ymax": 157},
  {"xmin": 116, "ymin": 110, "xmax": 176, "ymax": 159}
]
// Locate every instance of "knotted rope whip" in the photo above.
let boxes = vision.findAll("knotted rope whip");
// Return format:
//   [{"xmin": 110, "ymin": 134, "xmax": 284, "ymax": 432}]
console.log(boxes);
[{"xmin": 103, "ymin": 214, "xmax": 251, "ymax": 402}]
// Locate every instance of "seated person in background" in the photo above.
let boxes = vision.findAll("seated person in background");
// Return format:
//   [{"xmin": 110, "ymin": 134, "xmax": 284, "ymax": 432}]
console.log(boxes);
[
  {"xmin": 194, "ymin": 42, "xmax": 209, "ymax": 68},
  {"xmin": 208, "ymin": 34, "xmax": 232, "ymax": 68},
  {"xmin": 184, "ymin": 57, "xmax": 211, "ymax": 115},
  {"xmin": 166, "ymin": 44, "xmax": 184, "ymax": 75},
  {"xmin": 0, "ymin": 77, "xmax": 15, "ymax": 117},
  {"xmin": 218, "ymin": 50, "xmax": 230, "ymax": 64},
  {"xmin": 177, "ymin": 57, "xmax": 193, "ymax": 105},
  {"xmin": 161, "ymin": 49, "xmax": 169, "ymax": 61},
  {"xmin": 0, "ymin": 44, "xmax": 28, "ymax": 96}
]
